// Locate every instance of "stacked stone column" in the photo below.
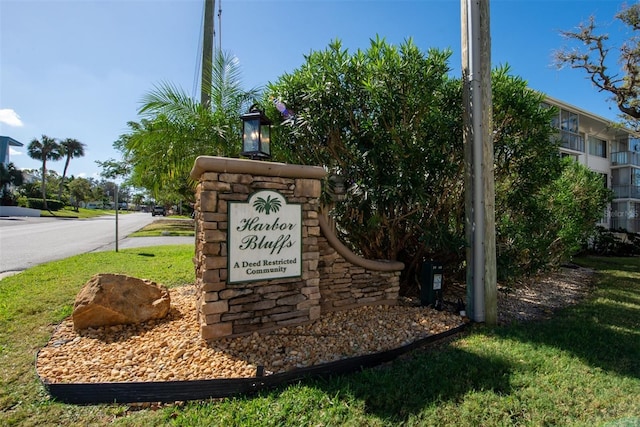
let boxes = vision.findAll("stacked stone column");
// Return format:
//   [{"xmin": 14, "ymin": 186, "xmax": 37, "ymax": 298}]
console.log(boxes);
[
  {"xmin": 191, "ymin": 157, "xmax": 326, "ymax": 340},
  {"xmin": 191, "ymin": 156, "xmax": 405, "ymax": 342}
]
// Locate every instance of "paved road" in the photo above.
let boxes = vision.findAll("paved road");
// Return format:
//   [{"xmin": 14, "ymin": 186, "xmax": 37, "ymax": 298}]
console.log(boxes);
[{"xmin": 0, "ymin": 213, "xmax": 193, "ymax": 278}]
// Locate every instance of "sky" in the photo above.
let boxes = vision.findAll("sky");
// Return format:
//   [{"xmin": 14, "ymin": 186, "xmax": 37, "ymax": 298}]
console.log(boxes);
[{"xmin": 0, "ymin": 0, "xmax": 634, "ymax": 180}]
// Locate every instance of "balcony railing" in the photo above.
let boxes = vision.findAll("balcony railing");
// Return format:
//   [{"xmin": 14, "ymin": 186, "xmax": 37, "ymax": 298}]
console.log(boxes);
[
  {"xmin": 611, "ymin": 217, "xmax": 640, "ymax": 233},
  {"xmin": 611, "ymin": 151, "xmax": 640, "ymax": 167},
  {"xmin": 612, "ymin": 185, "xmax": 640, "ymax": 199},
  {"xmin": 611, "ymin": 201, "xmax": 640, "ymax": 233},
  {"xmin": 559, "ymin": 130, "xmax": 584, "ymax": 152}
]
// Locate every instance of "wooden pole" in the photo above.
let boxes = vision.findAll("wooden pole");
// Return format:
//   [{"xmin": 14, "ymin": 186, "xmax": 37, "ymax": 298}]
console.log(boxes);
[
  {"xmin": 218, "ymin": 0, "xmax": 222, "ymax": 52},
  {"xmin": 461, "ymin": 0, "xmax": 474, "ymax": 319},
  {"xmin": 461, "ymin": 0, "xmax": 497, "ymax": 324},
  {"xmin": 480, "ymin": 0, "xmax": 497, "ymax": 325},
  {"xmin": 201, "ymin": 0, "xmax": 215, "ymax": 108}
]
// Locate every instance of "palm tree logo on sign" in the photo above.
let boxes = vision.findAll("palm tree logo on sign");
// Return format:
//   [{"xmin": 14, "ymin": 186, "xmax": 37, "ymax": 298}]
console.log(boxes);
[
  {"xmin": 228, "ymin": 190, "xmax": 302, "ymax": 283},
  {"xmin": 252, "ymin": 194, "xmax": 282, "ymax": 215}
]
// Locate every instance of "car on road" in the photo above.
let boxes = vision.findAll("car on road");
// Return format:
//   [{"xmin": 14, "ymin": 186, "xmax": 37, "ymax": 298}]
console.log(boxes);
[{"xmin": 152, "ymin": 206, "xmax": 166, "ymax": 216}]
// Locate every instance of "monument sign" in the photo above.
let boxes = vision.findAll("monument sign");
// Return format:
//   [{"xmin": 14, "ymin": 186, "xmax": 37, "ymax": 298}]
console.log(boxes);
[{"xmin": 228, "ymin": 190, "xmax": 302, "ymax": 283}]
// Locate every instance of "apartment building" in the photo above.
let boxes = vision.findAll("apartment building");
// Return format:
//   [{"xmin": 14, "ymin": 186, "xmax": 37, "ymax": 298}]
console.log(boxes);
[
  {"xmin": 0, "ymin": 136, "xmax": 23, "ymax": 167},
  {"xmin": 544, "ymin": 96, "xmax": 640, "ymax": 233}
]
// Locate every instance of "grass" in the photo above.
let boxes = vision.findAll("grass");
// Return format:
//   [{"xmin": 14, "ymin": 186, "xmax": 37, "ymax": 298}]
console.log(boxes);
[
  {"xmin": 40, "ymin": 207, "xmax": 122, "ymax": 218},
  {"xmin": 0, "ymin": 245, "xmax": 195, "ymax": 426},
  {"xmin": 1, "ymin": 254, "xmax": 638, "ymax": 426},
  {"xmin": 129, "ymin": 218, "xmax": 195, "ymax": 237}
]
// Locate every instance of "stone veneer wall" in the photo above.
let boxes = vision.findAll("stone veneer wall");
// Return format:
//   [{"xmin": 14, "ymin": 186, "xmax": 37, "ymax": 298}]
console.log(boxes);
[
  {"xmin": 190, "ymin": 156, "xmax": 404, "ymax": 341},
  {"xmin": 316, "ymin": 216, "xmax": 403, "ymax": 312}
]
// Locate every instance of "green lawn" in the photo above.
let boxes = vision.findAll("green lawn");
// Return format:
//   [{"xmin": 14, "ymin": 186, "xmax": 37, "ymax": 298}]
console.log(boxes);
[
  {"xmin": 129, "ymin": 218, "xmax": 195, "ymax": 237},
  {"xmin": 1, "ymin": 253, "xmax": 638, "ymax": 426},
  {"xmin": 40, "ymin": 207, "xmax": 124, "ymax": 218}
]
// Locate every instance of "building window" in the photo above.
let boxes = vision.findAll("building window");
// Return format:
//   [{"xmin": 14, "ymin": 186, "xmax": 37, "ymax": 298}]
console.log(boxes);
[
  {"xmin": 560, "ymin": 110, "xmax": 578, "ymax": 133},
  {"xmin": 633, "ymin": 169, "xmax": 640, "ymax": 185},
  {"xmin": 557, "ymin": 110, "xmax": 584, "ymax": 152},
  {"xmin": 588, "ymin": 137, "xmax": 607, "ymax": 158},
  {"xmin": 614, "ymin": 136, "xmax": 640, "ymax": 153}
]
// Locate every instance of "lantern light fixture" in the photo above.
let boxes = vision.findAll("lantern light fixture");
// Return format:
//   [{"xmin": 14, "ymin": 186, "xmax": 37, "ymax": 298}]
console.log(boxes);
[{"xmin": 241, "ymin": 104, "xmax": 272, "ymax": 160}]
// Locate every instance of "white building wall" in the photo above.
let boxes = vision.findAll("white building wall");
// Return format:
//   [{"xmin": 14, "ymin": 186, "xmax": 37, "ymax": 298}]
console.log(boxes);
[{"xmin": 545, "ymin": 96, "xmax": 640, "ymax": 233}]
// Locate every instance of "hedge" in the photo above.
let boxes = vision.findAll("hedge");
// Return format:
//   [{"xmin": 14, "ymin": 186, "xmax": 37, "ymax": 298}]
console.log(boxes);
[{"xmin": 26, "ymin": 198, "xmax": 64, "ymax": 211}]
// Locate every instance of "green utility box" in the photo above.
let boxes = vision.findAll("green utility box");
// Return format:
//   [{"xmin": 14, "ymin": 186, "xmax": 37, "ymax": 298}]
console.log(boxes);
[{"xmin": 420, "ymin": 261, "xmax": 443, "ymax": 308}]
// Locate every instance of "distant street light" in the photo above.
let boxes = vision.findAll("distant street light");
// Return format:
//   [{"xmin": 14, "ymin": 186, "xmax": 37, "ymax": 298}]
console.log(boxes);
[{"xmin": 114, "ymin": 184, "xmax": 119, "ymax": 252}]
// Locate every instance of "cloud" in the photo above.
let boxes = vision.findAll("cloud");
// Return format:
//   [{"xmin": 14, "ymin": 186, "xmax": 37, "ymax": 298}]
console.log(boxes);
[
  {"xmin": 0, "ymin": 109, "xmax": 24, "ymax": 127},
  {"xmin": 9, "ymin": 147, "xmax": 23, "ymax": 156}
]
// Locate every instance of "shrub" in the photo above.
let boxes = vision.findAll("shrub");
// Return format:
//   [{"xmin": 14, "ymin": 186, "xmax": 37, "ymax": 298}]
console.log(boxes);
[
  {"xmin": 27, "ymin": 198, "xmax": 64, "ymax": 211},
  {"xmin": 586, "ymin": 227, "xmax": 640, "ymax": 256},
  {"xmin": 1, "ymin": 189, "xmax": 18, "ymax": 206}
]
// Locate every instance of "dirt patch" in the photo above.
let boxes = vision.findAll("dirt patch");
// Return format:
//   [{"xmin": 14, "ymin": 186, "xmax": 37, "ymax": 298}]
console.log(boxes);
[{"xmin": 442, "ymin": 265, "xmax": 596, "ymax": 324}]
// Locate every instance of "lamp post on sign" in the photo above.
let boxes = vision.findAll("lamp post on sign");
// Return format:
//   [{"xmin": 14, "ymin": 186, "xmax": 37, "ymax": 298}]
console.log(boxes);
[{"xmin": 240, "ymin": 104, "xmax": 272, "ymax": 160}]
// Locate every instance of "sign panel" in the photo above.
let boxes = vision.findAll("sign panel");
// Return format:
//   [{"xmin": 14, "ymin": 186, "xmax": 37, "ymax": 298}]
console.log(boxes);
[
  {"xmin": 228, "ymin": 190, "xmax": 302, "ymax": 283},
  {"xmin": 433, "ymin": 273, "xmax": 442, "ymax": 290}
]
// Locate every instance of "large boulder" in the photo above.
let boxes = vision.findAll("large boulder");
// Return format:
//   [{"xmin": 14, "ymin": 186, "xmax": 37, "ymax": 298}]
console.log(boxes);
[{"xmin": 72, "ymin": 273, "xmax": 171, "ymax": 331}]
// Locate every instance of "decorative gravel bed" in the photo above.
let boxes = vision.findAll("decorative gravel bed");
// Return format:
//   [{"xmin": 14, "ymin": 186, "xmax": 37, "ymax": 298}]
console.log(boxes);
[
  {"xmin": 37, "ymin": 266, "xmax": 594, "ymax": 387},
  {"xmin": 36, "ymin": 285, "xmax": 465, "ymax": 384}
]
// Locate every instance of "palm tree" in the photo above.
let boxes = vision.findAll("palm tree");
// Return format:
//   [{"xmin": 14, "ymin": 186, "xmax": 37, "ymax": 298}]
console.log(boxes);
[
  {"xmin": 140, "ymin": 50, "xmax": 258, "ymax": 125},
  {"xmin": 120, "ymin": 50, "xmax": 259, "ymax": 201},
  {"xmin": 0, "ymin": 162, "xmax": 24, "ymax": 188},
  {"xmin": 27, "ymin": 135, "xmax": 62, "ymax": 210},
  {"xmin": 58, "ymin": 138, "xmax": 86, "ymax": 200},
  {"xmin": 0, "ymin": 162, "xmax": 24, "ymax": 206}
]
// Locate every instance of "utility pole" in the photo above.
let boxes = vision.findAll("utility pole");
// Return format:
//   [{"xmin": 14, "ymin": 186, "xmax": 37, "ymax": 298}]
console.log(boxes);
[
  {"xmin": 218, "ymin": 0, "xmax": 222, "ymax": 52},
  {"xmin": 201, "ymin": 0, "xmax": 215, "ymax": 108},
  {"xmin": 461, "ymin": 0, "xmax": 497, "ymax": 324}
]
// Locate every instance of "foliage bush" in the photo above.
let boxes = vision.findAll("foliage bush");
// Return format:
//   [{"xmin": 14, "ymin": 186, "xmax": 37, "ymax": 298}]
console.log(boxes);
[
  {"xmin": 545, "ymin": 159, "xmax": 614, "ymax": 260},
  {"xmin": 1, "ymin": 189, "xmax": 17, "ymax": 206},
  {"xmin": 26, "ymin": 198, "xmax": 64, "ymax": 211},
  {"xmin": 266, "ymin": 38, "xmax": 612, "ymax": 293},
  {"xmin": 0, "ymin": 162, "xmax": 24, "ymax": 206},
  {"xmin": 267, "ymin": 38, "xmax": 466, "ymax": 292},
  {"xmin": 585, "ymin": 226, "xmax": 640, "ymax": 256}
]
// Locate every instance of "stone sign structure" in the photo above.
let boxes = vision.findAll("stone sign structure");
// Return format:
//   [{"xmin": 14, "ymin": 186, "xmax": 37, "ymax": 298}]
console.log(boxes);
[
  {"xmin": 228, "ymin": 190, "xmax": 302, "ymax": 283},
  {"xmin": 191, "ymin": 156, "xmax": 404, "ymax": 341}
]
